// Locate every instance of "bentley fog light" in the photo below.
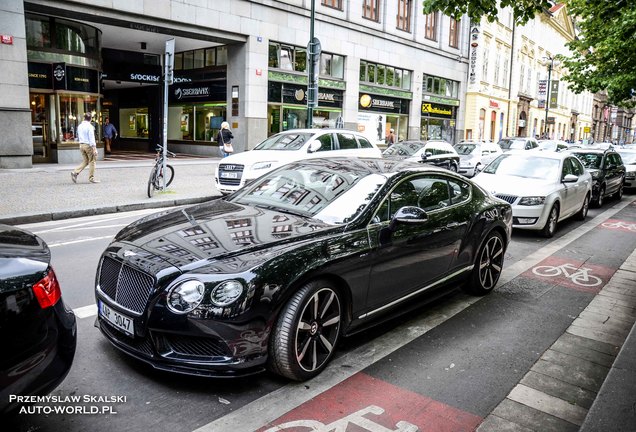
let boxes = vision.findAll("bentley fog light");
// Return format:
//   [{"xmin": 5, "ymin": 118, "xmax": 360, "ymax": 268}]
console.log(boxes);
[
  {"xmin": 167, "ymin": 280, "xmax": 205, "ymax": 314},
  {"xmin": 210, "ymin": 280, "xmax": 244, "ymax": 306},
  {"xmin": 518, "ymin": 196, "xmax": 545, "ymax": 206}
]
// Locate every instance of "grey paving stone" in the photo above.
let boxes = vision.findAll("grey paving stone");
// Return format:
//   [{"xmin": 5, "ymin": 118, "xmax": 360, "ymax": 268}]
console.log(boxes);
[
  {"xmin": 592, "ymin": 294, "xmax": 636, "ymax": 310},
  {"xmin": 477, "ymin": 415, "xmax": 534, "ymax": 432},
  {"xmin": 585, "ymin": 303, "xmax": 636, "ymax": 325},
  {"xmin": 531, "ymin": 358, "xmax": 609, "ymax": 392},
  {"xmin": 508, "ymin": 384, "xmax": 588, "ymax": 425},
  {"xmin": 568, "ymin": 323, "xmax": 627, "ymax": 347},
  {"xmin": 603, "ymin": 283, "xmax": 636, "ymax": 298},
  {"xmin": 554, "ymin": 332, "xmax": 619, "ymax": 357},
  {"xmin": 586, "ymin": 296, "xmax": 636, "ymax": 319},
  {"xmin": 611, "ymin": 270, "xmax": 636, "ymax": 282},
  {"xmin": 491, "ymin": 398, "xmax": 579, "ymax": 432},
  {"xmin": 573, "ymin": 313, "xmax": 633, "ymax": 339},
  {"xmin": 598, "ymin": 290, "xmax": 636, "ymax": 307},
  {"xmin": 520, "ymin": 370, "xmax": 596, "ymax": 409},
  {"xmin": 551, "ymin": 335, "xmax": 616, "ymax": 368}
]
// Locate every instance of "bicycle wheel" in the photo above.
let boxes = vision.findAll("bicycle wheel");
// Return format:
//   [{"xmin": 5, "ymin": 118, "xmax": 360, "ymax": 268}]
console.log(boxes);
[
  {"xmin": 532, "ymin": 265, "xmax": 561, "ymax": 277},
  {"xmin": 147, "ymin": 165, "xmax": 158, "ymax": 198},
  {"xmin": 571, "ymin": 273, "xmax": 603, "ymax": 287},
  {"xmin": 155, "ymin": 164, "xmax": 175, "ymax": 189}
]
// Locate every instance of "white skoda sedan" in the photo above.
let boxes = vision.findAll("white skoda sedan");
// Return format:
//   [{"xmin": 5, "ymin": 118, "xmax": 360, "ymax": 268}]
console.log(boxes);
[
  {"xmin": 472, "ymin": 151, "xmax": 592, "ymax": 237},
  {"xmin": 214, "ymin": 129, "xmax": 382, "ymax": 194}
]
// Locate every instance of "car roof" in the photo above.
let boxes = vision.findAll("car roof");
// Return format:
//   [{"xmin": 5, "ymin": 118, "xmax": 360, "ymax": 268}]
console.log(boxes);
[
  {"xmin": 501, "ymin": 150, "xmax": 570, "ymax": 160},
  {"xmin": 286, "ymin": 156, "xmax": 457, "ymax": 176},
  {"xmin": 275, "ymin": 128, "xmax": 365, "ymax": 135}
]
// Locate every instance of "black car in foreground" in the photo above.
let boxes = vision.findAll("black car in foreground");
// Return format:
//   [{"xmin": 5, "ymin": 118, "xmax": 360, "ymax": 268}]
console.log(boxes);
[
  {"xmin": 95, "ymin": 158, "xmax": 512, "ymax": 381},
  {"xmin": 570, "ymin": 148, "xmax": 625, "ymax": 207},
  {"xmin": 0, "ymin": 225, "xmax": 76, "ymax": 414}
]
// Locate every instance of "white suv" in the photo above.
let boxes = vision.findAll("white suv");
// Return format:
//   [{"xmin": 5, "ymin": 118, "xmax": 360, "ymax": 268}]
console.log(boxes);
[{"xmin": 214, "ymin": 129, "xmax": 382, "ymax": 194}]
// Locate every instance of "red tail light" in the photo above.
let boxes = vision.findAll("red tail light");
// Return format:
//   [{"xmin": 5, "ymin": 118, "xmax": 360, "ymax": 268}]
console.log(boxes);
[{"xmin": 32, "ymin": 267, "xmax": 62, "ymax": 309}]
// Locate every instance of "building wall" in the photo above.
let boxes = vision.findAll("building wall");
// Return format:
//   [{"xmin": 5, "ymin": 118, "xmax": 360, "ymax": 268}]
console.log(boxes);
[{"xmin": 0, "ymin": 0, "xmax": 32, "ymax": 168}]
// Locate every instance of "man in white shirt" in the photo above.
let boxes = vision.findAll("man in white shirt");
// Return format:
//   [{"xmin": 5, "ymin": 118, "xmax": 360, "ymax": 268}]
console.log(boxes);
[{"xmin": 71, "ymin": 113, "xmax": 100, "ymax": 183}]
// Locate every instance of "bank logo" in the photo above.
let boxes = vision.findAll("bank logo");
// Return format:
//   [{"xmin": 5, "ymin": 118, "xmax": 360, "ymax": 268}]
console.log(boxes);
[
  {"xmin": 294, "ymin": 89, "xmax": 305, "ymax": 102},
  {"xmin": 359, "ymin": 94, "xmax": 372, "ymax": 108},
  {"xmin": 175, "ymin": 88, "xmax": 182, "ymax": 100},
  {"xmin": 53, "ymin": 65, "xmax": 65, "ymax": 82}
]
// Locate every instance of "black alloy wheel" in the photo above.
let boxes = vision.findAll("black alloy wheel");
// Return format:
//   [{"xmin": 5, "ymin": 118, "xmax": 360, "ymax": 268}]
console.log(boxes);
[
  {"xmin": 465, "ymin": 231, "xmax": 505, "ymax": 295},
  {"xmin": 595, "ymin": 186, "xmax": 605, "ymax": 207},
  {"xmin": 269, "ymin": 281, "xmax": 342, "ymax": 381},
  {"xmin": 541, "ymin": 204, "xmax": 559, "ymax": 238}
]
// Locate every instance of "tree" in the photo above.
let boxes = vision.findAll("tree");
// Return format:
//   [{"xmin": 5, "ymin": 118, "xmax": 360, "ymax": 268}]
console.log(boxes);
[
  {"xmin": 421, "ymin": 0, "xmax": 636, "ymax": 106},
  {"xmin": 561, "ymin": 0, "xmax": 636, "ymax": 106}
]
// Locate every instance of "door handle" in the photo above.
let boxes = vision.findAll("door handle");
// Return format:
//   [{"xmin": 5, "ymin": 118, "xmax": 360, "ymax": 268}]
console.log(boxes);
[{"xmin": 446, "ymin": 222, "xmax": 460, "ymax": 229}]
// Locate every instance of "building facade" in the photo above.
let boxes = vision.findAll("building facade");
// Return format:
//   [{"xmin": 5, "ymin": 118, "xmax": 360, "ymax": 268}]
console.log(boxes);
[
  {"xmin": 464, "ymin": 4, "xmax": 594, "ymax": 143},
  {"xmin": 0, "ymin": 0, "xmax": 471, "ymax": 168}
]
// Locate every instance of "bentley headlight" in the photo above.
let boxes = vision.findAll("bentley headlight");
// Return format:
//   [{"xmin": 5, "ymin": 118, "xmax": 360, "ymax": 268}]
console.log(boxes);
[
  {"xmin": 210, "ymin": 280, "xmax": 244, "ymax": 306},
  {"xmin": 518, "ymin": 196, "xmax": 546, "ymax": 206},
  {"xmin": 252, "ymin": 161, "xmax": 273, "ymax": 170},
  {"xmin": 167, "ymin": 280, "xmax": 205, "ymax": 314}
]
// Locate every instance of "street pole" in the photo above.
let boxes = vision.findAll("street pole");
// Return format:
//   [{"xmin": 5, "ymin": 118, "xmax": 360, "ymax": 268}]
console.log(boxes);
[
  {"xmin": 307, "ymin": 0, "xmax": 316, "ymax": 128},
  {"xmin": 544, "ymin": 58, "xmax": 552, "ymax": 139},
  {"xmin": 163, "ymin": 39, "xmax": 175, "ymax": 192}
]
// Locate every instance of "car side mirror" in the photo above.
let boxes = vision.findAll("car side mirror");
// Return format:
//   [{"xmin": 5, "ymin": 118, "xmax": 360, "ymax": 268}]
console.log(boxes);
[
  {"xmin": 308, "ymin": 140, "xmax": 322, "ymax": 153},
  {"xmin": 562, "ymin": 174, "xmax": 578, "ymax": 183},
  {"xmin": 388, "ymin": 206, "xmax": 428, "ymax": 231},
  {"xmin": 421, "ymin": 151, "xmax": 432, "ymax": 161}
]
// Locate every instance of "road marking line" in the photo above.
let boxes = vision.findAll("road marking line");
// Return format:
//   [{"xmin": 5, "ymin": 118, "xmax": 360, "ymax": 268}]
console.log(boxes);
[
  {"xmin": 48, "ymin": 235, "xmax": 113, "ymax": 247},
  {"xmin": 193, "ymin": 198, "xmax": 634, "ymax": 432},
  {"xmin": 74, "ymin": 304, "xmax": 98, "ymax": 319}
]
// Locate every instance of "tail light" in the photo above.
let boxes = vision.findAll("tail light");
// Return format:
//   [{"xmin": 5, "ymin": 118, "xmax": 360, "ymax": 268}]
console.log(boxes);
[{"xmin": 32, "ymin": 267, "xmax": 62, "ymax": 309}]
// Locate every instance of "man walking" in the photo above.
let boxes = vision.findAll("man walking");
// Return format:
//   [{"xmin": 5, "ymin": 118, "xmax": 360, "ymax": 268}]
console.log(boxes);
[
  {"xmin": 71, "ymin": 113, "xmax": 100, "ymax": 183},
  {"xmin": 103, "ymin": 117, "xmax": 117, "ymax": 155}
]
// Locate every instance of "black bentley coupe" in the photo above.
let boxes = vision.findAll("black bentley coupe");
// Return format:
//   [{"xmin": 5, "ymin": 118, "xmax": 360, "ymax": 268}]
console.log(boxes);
[
  {"xmin": 0, "ymin": 225, "xmax": 77, "ymax": 414},
  {"xmin": 95, "ymin": 158, "xmax": 512, "ymax": 381}
]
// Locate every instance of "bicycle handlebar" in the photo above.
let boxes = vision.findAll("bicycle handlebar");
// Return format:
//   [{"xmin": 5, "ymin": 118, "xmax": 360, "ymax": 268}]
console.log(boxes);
[{"xmin": 155, "ymin": 146, "xmax": 176, "ymax": 157}]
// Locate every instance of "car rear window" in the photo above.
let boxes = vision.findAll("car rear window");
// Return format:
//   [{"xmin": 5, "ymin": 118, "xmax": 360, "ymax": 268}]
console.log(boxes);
[{"xmin": 337, "ymin": 133, "xmax": 359, "ymax": 150}]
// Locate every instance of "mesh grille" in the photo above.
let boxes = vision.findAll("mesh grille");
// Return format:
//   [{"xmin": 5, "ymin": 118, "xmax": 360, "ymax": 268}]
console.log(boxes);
[
  {"xmin": 218, "ymin": 164, "xmax": 244, "ymax": 186},
  {"xmin": 495, "ymin": 194, "xmax": 518, "ymax": 204},
  {"xmin": 164, "ymin": 334, "xmax": 232, "ymax": 358},
  {"xmin": 99, "ymin": 256, "xmax": 155, "ymax": 314}
]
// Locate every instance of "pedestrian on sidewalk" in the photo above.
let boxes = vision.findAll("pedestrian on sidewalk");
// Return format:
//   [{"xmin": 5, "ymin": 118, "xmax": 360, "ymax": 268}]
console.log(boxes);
[
  {"xmin": 216, "ymin": 121, "xmax": 234, "ymax": 158},
  {"xmin": 103, "ymin": 117, "xmax": 118, "ymax": 155},
  {"xmin": 71, "ymin": 113, "xmax": 100, "ymax": 184}
]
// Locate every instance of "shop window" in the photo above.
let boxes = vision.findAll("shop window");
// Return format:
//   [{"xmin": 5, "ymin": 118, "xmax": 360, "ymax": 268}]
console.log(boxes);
[
  {"xmin": 216, "ymin": 46, "xmax": 228, "ymax": 65},
  {"xmin": 59, "ymin": 95, "xmax": 98, "ymax": 142},
  {"xmin": 423, "ymin": 74, "xmax": 460, "ymax": 99},
  {"xmin": 25, "ymin": 15, "xmax": 51, "ymax": 48},
  {"xmin": 360, "ymin": 61, "xmax": 412, "ymax": 91},
  {"xmin": 26, "ymin": 14, "xmax": 99, "ymax": 57},
  {"xmin": 205, "ymin": 48, "xmax": 216, "ymax": 67},
  {"xmin": 385, "ymin": 67, "xmax": 394, "ymax": 87},
  {"xmin": 174, "ymin": 53, "xmax": 183, "ymax": 70},
  {"xmin": 295, "ymin": 48, "xmax": 307, "ymax": 73},
  {"xmin": 280, "ymin": 46, "xmax": 294, "ymax": 70},
  {"xmin": 320, "ymin": 53, "xmax": 345, "ymax": 79},
  {"xmin": 269, "ymin": 43, "xmax": 279, "ymax": 68},
  {"xmin": 183, "ymin": 51, "xmax": 194, "ymax": 69},
  {"xmin": 377, "ymin": 65, "xmax": 385, "ymax": 85},
  {"xmin": 193, "ymin": 50, "xmax": 205, "ymax": 69},
  {"xmin": 270, "ymin": 41, "xmax": 344, "ymax": 80}
]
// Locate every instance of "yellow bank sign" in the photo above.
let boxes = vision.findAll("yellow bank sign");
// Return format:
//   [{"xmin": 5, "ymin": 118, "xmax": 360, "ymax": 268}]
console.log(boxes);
[{"xmin": 421, "ymin": 102, "xmax": 453, "ymax": 118}]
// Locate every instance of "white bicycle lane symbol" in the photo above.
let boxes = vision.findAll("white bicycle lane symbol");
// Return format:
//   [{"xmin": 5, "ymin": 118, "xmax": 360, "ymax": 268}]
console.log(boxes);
[
  {"xmin": 532, "ymin": 263, "xmax": 602, "ymax": 287},
  {"xmin": 263, "ymin": 405, "xmax": 419, "ymax": 432},
  {"xmin": 601, "ymin": 221, "xmax": 636, "ymax": 231}
]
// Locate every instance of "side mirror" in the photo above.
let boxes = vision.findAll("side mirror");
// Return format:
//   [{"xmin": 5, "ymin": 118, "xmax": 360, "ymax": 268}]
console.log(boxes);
[
  {"xmin": 421, "ymin": 151, "xmax": 433, "ymax": 161},
  {"xmin": 562, "ymin": 174, "xmax": 578, "ymax": 183},
  {"xmin": 388, "ymin": 206, "xmax": 428, "ymax": 231},
  {"xmin": 308, "ymin": 140, "xmax": 322, "ymax": 153}
]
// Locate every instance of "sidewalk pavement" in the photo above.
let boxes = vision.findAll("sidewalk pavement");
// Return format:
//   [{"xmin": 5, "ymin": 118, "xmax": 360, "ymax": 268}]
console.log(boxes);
[
  {"xmin": 0, "ymin": 157, "xmax": 222, "ymax": 225},
  {"xmin": 0, "ymin": 157, "xmax": 634, "ymax": 431}
]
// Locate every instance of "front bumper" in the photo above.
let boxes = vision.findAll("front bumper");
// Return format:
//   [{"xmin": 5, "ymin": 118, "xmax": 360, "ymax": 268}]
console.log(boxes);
[
  {"xmin": 510, "ymin": 205, "xmax": 550, "ymax": 231},
  {"xmin": 95, "ymin": 294, "xmax": 269, "ymax": 378},
  {"xmin": 458, "ymin": 165, "xmax": 477, "ymax": 177}
]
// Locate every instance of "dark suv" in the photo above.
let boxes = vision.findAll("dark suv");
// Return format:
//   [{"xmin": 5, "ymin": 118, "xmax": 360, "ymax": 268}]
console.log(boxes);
[{"xmin": 570, "ymin": 148, "xmax": 625, "ymax": 207}]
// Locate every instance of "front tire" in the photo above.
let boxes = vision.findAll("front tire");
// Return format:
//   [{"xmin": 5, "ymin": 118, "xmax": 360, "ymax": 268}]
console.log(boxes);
[
  {"xmin": 465, "ymin": 231, "xmax": 505, "ymax": 296},
  {"xmin": 614, "ymin": 180, "xmax": 624, "ymax": 200},
  {"xmin": 269, "ymin": 281, "xmax": 342, "ymax": 381},
  {"xmin": 147, "ymin": 166, "xmax": 158, "ymax": 198},
  {"xmin": 541, "ymin": 204, "xmax": 559, "ymax": 238},
  {"xmin": 594, "ymin": 185, "xmax": 605, "ymax": 207}
]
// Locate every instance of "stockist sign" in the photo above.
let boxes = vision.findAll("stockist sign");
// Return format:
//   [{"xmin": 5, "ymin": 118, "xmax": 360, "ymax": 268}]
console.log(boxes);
[
  {"xmin": 28, "ymin": 62, "xmax": 98, "ymax": 93},
  {"xmin": 281, "ymin": 83, "xmax": 343, "ymax": 108},
  {"xmin": 421, "ymin": 102, "xmax": 455, "ymax": 119}
]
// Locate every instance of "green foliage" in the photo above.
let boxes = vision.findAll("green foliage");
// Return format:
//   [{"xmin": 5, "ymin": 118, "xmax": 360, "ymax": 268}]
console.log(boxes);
[
  {"xmin": 421, "ymin": 0, "xmax": 636, "ymax": 106},
  {"xmin": 421, "ymin": 0, "xmax": 550, "ymax": 24},
  {"xmin": 562, "ymin": 0, "xmax": 636, "ymax": 106}
]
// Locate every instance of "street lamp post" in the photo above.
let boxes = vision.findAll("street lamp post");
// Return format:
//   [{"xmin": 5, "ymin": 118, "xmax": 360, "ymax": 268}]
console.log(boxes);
[{"xmin": 541, "ymin": 55, "xmax": 558, "ymax": 139}]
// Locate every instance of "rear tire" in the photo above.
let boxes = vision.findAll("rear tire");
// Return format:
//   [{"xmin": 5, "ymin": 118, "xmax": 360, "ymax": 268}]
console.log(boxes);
[
  {"xmin": 614, "ymin": 180, "xmax": 624, "ymax": 200},
  {"xmin": 268, "ymin": 280, "xmax": 342, "ymax": 381},
  {"xmin": 594, "ymin": 186, "xmax": 605, "ymax": 207},
  {"xmin": 465, "ymin": 231, "xmax": 505, "ymax": 296},
  {"xmin": 541, "ymin": 204, "xmax": 559, "ymax": 238}
]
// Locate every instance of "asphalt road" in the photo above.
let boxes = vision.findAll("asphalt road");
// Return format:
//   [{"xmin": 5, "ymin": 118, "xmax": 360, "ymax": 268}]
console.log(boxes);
[{"xmin": 5, "ymin": 195, "xmax": 636, "ymax": 432}]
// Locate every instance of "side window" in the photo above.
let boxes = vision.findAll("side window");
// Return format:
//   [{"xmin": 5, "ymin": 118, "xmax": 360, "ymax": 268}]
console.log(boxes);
[
  {"xmin": 357, "ymin": 136, "xmax": 373, "ymax": 149},
  {"xmin": 315, "ymin": 134, "xmax": 335, "ymax": 152},
  {"xmin": 570, "ymin": 157, "xmax": 584, "ymax": 176},
  {"xmin": 562, "ymin": 158, "xmax": 574, "ymax": 177},
  {"xmin": 448, "ymin": 178, "xmax": 471, "ymax": 204},
  {"xmin": 336, "ymin": 133, "xmax": 358, "ymax": 150},
  {"xmin": 415, "ymin": 178, "xmax": 450, "ymax": 212},
  {"xmin": 374, "ymin": 178, "xmax": 420, "ymax": 223}
]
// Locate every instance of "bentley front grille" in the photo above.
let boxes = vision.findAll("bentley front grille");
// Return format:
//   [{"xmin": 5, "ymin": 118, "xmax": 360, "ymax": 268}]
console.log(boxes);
[{"xmin": 98, "ymin": 256, "xmax": 155, "ymax": 314}]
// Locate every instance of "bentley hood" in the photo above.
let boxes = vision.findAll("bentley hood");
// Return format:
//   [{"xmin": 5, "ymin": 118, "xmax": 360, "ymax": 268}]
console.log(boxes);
[{"xmin": 111, "ymin": 199, "xmax": 338, "ymax": 272}]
